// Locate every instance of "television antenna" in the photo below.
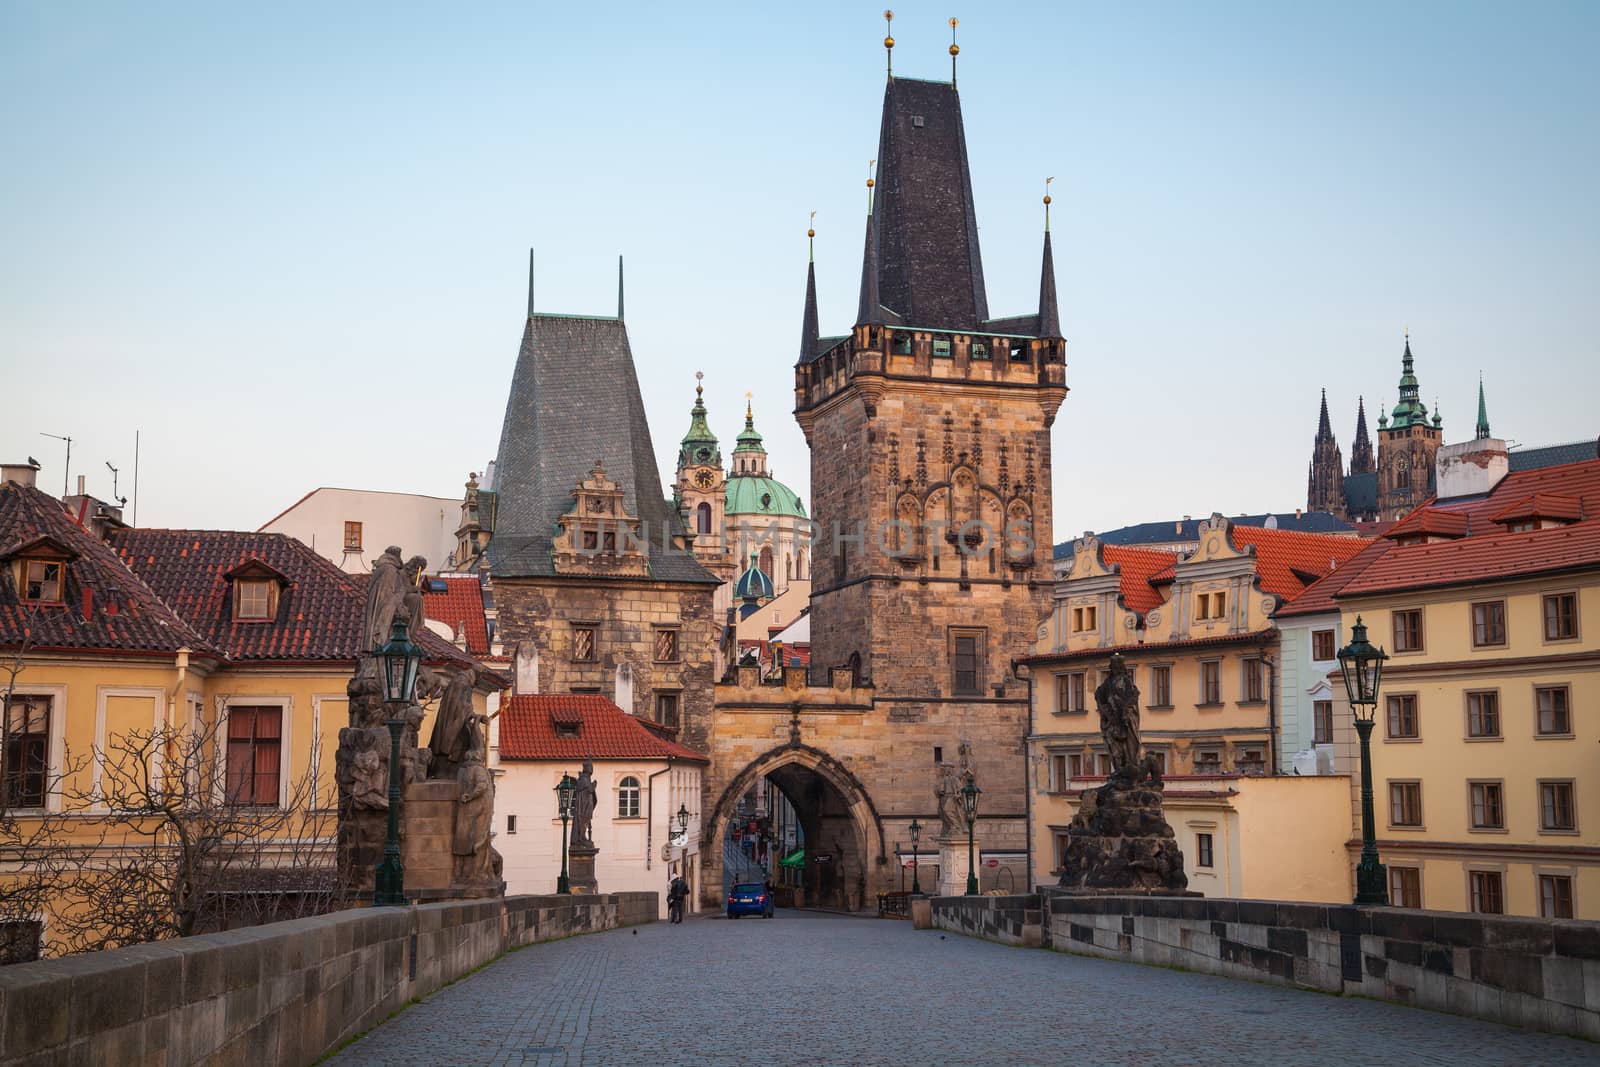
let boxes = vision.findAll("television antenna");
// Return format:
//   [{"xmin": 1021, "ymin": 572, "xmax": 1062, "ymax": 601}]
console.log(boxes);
[{"xmin": 39, "ymin": 433, "xmax": 71, "ymax": 496}]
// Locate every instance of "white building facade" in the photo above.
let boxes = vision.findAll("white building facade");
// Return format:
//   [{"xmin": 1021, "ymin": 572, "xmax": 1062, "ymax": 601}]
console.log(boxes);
[{"xmin": 259, "ymin": 486, "xmax": 461, "ymax": 573}]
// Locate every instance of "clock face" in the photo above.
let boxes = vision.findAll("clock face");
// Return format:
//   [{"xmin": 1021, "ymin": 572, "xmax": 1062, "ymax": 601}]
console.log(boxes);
[
  {"xmin": 1396, "ymin": 456, "xmax": 1409, "ymax": 472},
  {"xmin": 694, "ymin": 469, "xmax": 716, "ymax": 490}
]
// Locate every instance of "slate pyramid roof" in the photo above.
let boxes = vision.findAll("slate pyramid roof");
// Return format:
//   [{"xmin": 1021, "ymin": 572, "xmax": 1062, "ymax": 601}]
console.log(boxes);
[{"xmin": 488, "ymin": 312, "xmax": 718, "ymax": 584}]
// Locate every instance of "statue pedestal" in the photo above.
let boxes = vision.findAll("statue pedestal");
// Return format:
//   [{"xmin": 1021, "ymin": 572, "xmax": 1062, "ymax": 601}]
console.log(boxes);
[
  {"xmin": 568, "ymin": 844, "xmax": 599, "ymax": 894},
  {"xmin": 401, "ymin": 780, "xmax": 459, "ymax": 895},
  {"xmin": 937, "ymin": 835, "xmax": 976, "ymax": 897},
  {"xmin": 1059, "ymin": 780, "xmax": 1188, "ymax": 892}
]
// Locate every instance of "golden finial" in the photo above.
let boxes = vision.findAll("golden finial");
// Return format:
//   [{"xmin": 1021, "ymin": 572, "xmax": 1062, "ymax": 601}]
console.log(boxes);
[
  {"xmin": 1044, "ymin": 175, "xmax": 1054, "ymax": 230},
  {"xmin": 884, "ymin": 10, "xmax": 895, "ymax": 78},
  {"xmin": 808, "ymin": 210, "xmax": 816, "ymax": 240},
  {"xmin": 949, "ymin": 17, "xmax": 960, "ymax": 84},
  {"xmin": 808, "ymin": 210, "xmax": 816, "ymax": 263},
  {"xmin": 745, "ymin": 390, "xmax": 754, "ymax": 422},
  {"xmin": 866, "ymin": 159, "xmax": 876, "ymax": 212},
  {"xmin": 695, "ymin": 369, "xmax": 704, "ymax": 398}
]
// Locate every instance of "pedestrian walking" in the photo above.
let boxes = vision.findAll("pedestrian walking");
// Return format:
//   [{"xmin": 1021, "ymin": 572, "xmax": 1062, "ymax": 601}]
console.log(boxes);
[{"xmin": 667, "ymin": 873, "xmax": 689, "ymax": 924}]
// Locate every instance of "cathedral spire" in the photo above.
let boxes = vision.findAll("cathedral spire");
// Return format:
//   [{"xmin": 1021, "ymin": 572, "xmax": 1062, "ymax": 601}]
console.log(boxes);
[
  {"xmin": 1036, "ymin": 182, "xmax": 1061, "ymax": 339},
  {"xmin": 1350, "ymin": 396, "xmax": 1375, "ymax": 475},
  {"xmin": 1316, "ymin": 388, "xmax": 1333, "ymax": 440},
  {"xmin": 1307, "ymin": 389, "xmax": 1346, "ymax": 516},
  {"xmin": 1389, "ymin": 330, "xmax": 1430, "ymax": 428},
  {"xmin": 800, "ymin": 216, "xmax": 820, "ymax": 363},
  {"xmin": 1475, "ymin": 375, "xmax": 1492, "ymax": 440}
]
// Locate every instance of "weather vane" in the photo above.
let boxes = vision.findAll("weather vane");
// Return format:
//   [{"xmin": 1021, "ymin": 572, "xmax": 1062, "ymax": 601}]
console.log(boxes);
[
  {"xmin": 1044, "ymin": 176, "xmax": 1054, "ymax": 230},
  {"xmin": 949, "ymin": 17, "xmax": 959, "ymax": 85}
]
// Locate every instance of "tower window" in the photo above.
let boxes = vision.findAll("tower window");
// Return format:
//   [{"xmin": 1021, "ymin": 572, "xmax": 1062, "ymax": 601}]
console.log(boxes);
[
  {"xmin": 696, "ymin": 502, "xmax": 712, "ymax": 534},
  {"xmin": 932, "ymin": 339, "xmax": 951, "ymax": 357}
]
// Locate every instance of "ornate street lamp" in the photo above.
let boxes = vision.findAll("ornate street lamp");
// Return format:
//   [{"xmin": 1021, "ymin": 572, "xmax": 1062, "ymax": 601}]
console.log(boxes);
[
  {"xmin": 960, "ymin": 775, "xmax": 982, "ymax": 896},
  {"xmin": 1338, "ymin": 615, "xmax": 1390, "ymax": 906},
  {"xmin": 908, "ymin": 817, "xmax": 922, "ymax": 896},
  {"xmin": 555, "ymin": 773, "xmax": 576, "ymax": 894},
  {"xmin": 676, "ymin": 803, "xmax": 691, "ymax": 837},
  {"xmin": 374, "ymin": 616, "xmax": 421, "ymax": 907}
]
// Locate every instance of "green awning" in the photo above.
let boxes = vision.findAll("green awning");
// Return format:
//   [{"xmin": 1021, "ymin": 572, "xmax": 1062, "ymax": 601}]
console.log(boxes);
[{"xmin": 778, "ymin": 848, "xmax": 805, "ymax": 868}]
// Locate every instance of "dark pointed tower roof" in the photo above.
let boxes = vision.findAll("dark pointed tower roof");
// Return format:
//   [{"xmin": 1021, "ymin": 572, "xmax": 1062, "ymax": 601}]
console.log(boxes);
[
  {"xmin": 489, "ymin": 283, "xmax": 717, "ymax": 584},
  {"xmin": 863, "ymin": 78, "xmax": 989, "ymax": 329},
  {"xmin": 1350, "ymin": 396, "xmax": 1375, "ymax": 475},
  {"xmin": 801, "ymin": 227, "xmax": 820, "ymax": 361},
  {"xmin": 678, "ymin": 375, "xmax": 720, "ymax": 470},
  {"xmin": 1475, "ymin": 376, "xmax": 1492, "ymax": 440},
  {"xmin": 1316, "ymin": 389, "xmax": 1334, "ymax": 440},
  {"xmin": 1037, "ymin": 229, "xmax": 1061, "ymax": 339},
  {"xmin": 1307, "ymin": 388, "xmax": 1346, "ymax": 516},
  {"xmin": 856, "ymin": 194, "xmax": 885, "ymax": 327}
]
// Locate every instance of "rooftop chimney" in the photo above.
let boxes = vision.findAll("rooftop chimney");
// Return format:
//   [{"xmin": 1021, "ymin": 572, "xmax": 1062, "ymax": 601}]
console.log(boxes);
[
  {"xmin": 1437, "ymin": 436, "xmax": 1509, "ymax": 501},
  {"xmin": 514, "ymin": 642, "xmax": 539, "ymax": 695},
  {"xmin": 3, "ymin": 460, "xmax": 41, "ymax": 488}
]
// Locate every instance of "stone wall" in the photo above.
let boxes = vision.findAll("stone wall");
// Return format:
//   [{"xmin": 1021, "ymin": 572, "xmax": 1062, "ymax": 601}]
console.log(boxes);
[
  {"xmin": 929, "ymin": 893, "xmax": 1600, "ymax": 1042},
  {"xmin": 0, "ymin": 892, "xmax": 656, "ymax": 1066}
]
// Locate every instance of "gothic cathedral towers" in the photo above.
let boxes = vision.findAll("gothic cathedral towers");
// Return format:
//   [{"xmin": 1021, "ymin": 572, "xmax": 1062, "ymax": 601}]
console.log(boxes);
[
  {"xmin": 795, "ymin": 75, "xmax": 1066, "ymax": 718},
  {"xmin": 1375, "ymin": 333, "xmax": 1443, "ymax": 519}
]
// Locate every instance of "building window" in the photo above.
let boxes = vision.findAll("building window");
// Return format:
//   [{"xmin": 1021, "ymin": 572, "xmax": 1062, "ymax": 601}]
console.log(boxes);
[
  {"xmin": 1071, "ymin": 604, "xmax": 1098, "ymax": 633},
  {"xmin": 931, "ymin": 338, "xmax": 951, "ymax": 357},
  {"xmin": 696, "ymin": 502, "xmax": 713, "ymax": 534},
  {"xmin": 617, "ymin": 776, "xmax": 641, "ymax": 819},
  {"xmin": 1147, "ymin": 749, "xmax": 1167, "ymax": 775},
  {"xmin": 1471, "ymin": 600, "xmax": 1507, "ymax": 647},
  {"xmin": 507, "ymin": 814, "xmax": 518, "ymax": 835},
  {"xmin": 1392, "ymin": 609, "xmax": 1423, "ymax": 652},
  {"xmin": 1198, "ymin": 661, "xmax": 1221, "ymax": 706},
  {"xmin": 1539, "ymin": 874, "xmax": 1575, "ymax": 919},
  {"xmin": 1388, "ymin": 781, "xmax": 1423, "ymax": 827},
  {"xmin": 1469, "ymin": 870, "xmax": 1505, "ymax": 915},
  {"xmin": 655, "ymin": 692, "xmax": 680, "ymax": 729},
  {"xmin": 1311, "ymin": 629, "xmax": 1336, "ymax": 661},
  {"xmin": 582, "ymin": 529, "xmax": 599, "ymax": 551},
  {"xmin": 1149, "ymin": 665, "xmax": 1172, "ymax": 708},
  {"xmin": 2, "ymin": 696, "xmax": 50, "ymax": 809},
  {"xmin": 1067, "ymin": 753, "xmax": 1084, "ymax": 778},
  {"xmin": 20, "ymin": 560, "xmax": 64, "ymax": 604},
  {"xmin": 1543, "ymin": 592, "xmax": 1577, "ymax": 641},
  {"xmin": 1053, "ymin": 832, "xmax": 1071, "ymax": 872},
  {"xmin": 1095, "ymin": 752, "xmax": 1114, "ymax": 776},
  {"xmin": 654, "ymin": 628, "xmax": 680, "ymax": 663},
  {"xmin": 1466, "ymin": 691, "xmax": 1500, "ymax": 738},
  {"xmin": 1240, "ymin": 658, "xmax": 1265, "ymax": 703},
  {"xmin": 1050, "ymin": 753, "xmax": 1069, "ymax": 792},
  {"xmin": 1057, "ymin": 672, "xmax": 1087, "ymax": 714},
  {"xmin": 1313, "ymin": 700, "xmax": 1334, "ymax": 744},
  {"xmin": 1539, "ymin": 780, "xmax": 1576, "ymax": 832},
  {"xmin": 572, "ymin": 626, "xmax": 597, "ymax": 662},
  {"xmin": 951, "ymin": 630, "xmax": 984, "ymax": 696},
  {"xmin": 971, "ymin": 342, "xmax": 989, "ymax": 361},
  {"xmin": 1194, "ymin": 750, "xmax": 1222, "ymax": 774},
  {"xmin": 1468, "ymin": 781, "xmax": 1505, "ymax": 830},
  {"xmin": 343, "ymin": 521, "xmax": 362, "ymax": 551},
  {"xmin": 1535, "ymin": 685, "xmax": 1572, "ymax": 735},
  {"xmin": 1195, "ymin": 833, "xmax": 1214, "ymax": 868},
  {"xmin": 1385, "ymin": 693, "xmax": 1419, "ymax": 739},
  {"xmin": 235, "ymin": 579, "xmax": 274, "ymax": 621},
  {"xmin": 225, "ymin": 706, "xmax": 283, "ymax": 807},
  {"xmin": 1237, "ymin": 748, "xmax": 1265, "ymax": 775},
  {"xmin": 1389, "ymin": 866, "xmax": 1422, "ymax": 908},
  {"xmin": 1195, "ymin": 591, "xmax": 1227, "ymax": 621}
]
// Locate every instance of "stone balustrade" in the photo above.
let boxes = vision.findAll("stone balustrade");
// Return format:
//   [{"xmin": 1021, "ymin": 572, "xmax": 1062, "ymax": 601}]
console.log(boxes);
[
  {"xmin": 0, "ymin": 892, "xmax": 655, "ymax": 1066},
  {"xmin": 930, "ymin": 892, "xmax": 1600, "ymax": 1042}
]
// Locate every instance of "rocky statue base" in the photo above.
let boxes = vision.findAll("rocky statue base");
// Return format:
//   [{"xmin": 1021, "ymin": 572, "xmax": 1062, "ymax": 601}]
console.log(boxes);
[
  {"xmin": 1058, "ymin": 773, "xmax": 1188, "ymax": 893},
  {"xmin": 567, "ymin": 845, "xmax": 599, "ymax": 894}
]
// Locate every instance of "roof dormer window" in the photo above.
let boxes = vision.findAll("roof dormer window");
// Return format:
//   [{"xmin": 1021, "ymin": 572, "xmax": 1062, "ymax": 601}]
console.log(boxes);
[
  {"xmin": 22, "ymin": 560, "xmax": 63, "ymax": 604},
  {"xmin": 235, "ymin": 580, "xmax": 274, "ymax": 621}
]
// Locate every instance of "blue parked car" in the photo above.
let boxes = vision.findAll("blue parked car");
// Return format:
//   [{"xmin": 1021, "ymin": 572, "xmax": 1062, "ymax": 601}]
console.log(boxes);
[{"xmin": 726, "ymin": 882, "xmax": 774, "ymax": 919}]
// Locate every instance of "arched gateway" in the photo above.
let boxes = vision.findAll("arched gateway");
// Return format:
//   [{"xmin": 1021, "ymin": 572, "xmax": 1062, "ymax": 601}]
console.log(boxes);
[{"xmin": 705, "ymin": 742, "xmax": 886, "ymax": 912}]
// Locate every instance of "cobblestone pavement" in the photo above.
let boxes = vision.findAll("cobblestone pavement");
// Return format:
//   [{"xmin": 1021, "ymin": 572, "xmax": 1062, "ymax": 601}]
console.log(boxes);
[{"xmin": 328, "ymin": 911, "xmax": 1596, "ymax": 1067}]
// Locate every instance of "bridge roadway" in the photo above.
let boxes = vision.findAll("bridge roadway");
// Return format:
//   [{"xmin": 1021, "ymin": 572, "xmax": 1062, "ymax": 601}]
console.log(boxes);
[{"xmin": 327, "ymin": 910, "xmax": 1594, "ymax": 1066}]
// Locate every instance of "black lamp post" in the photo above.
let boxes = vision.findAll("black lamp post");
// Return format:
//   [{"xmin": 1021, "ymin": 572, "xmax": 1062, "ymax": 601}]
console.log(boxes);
[
  {"xmin": 1338, "ymin": 615, "xmax": 1390, "ymax": 906},
  {"xmin": 373, "ymin": 616, "xmax": 421, "ymax": 907},
  {"xmin": 960, "ymin": 776, "xmax": 982, "ymax": 896},
  {"xmin": 676, "ymin": 803, "xmax": 690, "ymax": 837},
  {"xmin": 556, "ymin": 773, "xmax": 576, "ymax": 894},
  {"xmin": 908, "ymin": 817, "xmax": 922, "ymax": 895}
]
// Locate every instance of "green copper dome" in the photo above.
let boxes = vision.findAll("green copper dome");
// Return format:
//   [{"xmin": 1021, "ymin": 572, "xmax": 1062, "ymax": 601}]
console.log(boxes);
[
  {"xmin": 726, "ymin": 476, "xmax": 807, "ymax": 519},
  {"xmin": 734, "ymin": 553, "xmax": 775, "ymax": 601},
  {"xmin": 678, "ymin": 377, "xmax": 721, "ymax": 468}
]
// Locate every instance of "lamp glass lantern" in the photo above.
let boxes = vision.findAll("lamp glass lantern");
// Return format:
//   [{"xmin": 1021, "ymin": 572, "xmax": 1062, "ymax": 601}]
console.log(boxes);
[
  {"xmin": 676, "ymin": 804, "xmax": 690, "ymax": 836},
  {"xmin": 1336, "ymin": 615, "xmax": 1387, "ymax": 720},
  {"xmin": 378, "ymin": 617, "xmax": 422, "ymax": 705},
  {"xmin": 959, "ymin": 778, "xmax": 981, "ymax": 824}
]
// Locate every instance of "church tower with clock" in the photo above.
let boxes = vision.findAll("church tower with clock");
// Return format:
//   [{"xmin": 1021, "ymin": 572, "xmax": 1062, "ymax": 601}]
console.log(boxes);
[{"xmin": 674, "ymin": 373, "xmax": 735, "ymax": 581}]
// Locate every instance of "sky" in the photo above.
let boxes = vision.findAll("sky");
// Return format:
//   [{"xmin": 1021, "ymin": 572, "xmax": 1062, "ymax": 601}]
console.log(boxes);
[{"xmin": 2, "ymin": 1, "xmax": 1597, "ymax": 544}]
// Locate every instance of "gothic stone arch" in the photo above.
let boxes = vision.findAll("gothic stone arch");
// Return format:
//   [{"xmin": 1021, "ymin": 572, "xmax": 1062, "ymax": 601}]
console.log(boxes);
[{"xmin": 703, "ymin": 742, "xmax": 887, "ymax": 911}]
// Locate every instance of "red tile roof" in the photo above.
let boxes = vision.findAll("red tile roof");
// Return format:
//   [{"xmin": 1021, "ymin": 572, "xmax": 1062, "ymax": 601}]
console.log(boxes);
[
  {"xmin": 1384, "ymin": 510, "xmax": 1469, "ymax": 540},
  {"xmin": 1272, "ymin": 537, "xmax": 1394, "ymax": 618},
  {"xmin": 1489, "ymin": 492, "xmax": 1584, "ymax": 525},
  {"xmin": 1228, "ymin": 526, "xmax": 1371, "ymax": 601},
  {"xmin": 423, "ymin": 577, "xmax": 490, "ymax": 656},
  {"xmin": 1022, "ymin": 629, "xmax": 1279, "ymax": 665},
  {"xmin": 1334, "ymin": 459, "xmax": 1600, "ymax": 597},
  {"xmin": 108, "ymin": 528, "xmax": 481, "ymax": 669},
  {"xmin": 0, "ymin": 483, "xmax": 212, "ymax": 656},
  {"xmin": 1101, "ymin": 545, "xmax": 1181, "ymax": 614},
  {"xmin": 498, "ymin": 694, "xmax": 708, "ymax": 762}
]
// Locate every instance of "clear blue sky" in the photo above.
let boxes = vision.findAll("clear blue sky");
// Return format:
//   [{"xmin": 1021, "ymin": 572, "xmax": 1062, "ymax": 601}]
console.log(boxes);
[{"xmin": 3, "ymin": 1, "xmax": 1596, "ymax": 541}]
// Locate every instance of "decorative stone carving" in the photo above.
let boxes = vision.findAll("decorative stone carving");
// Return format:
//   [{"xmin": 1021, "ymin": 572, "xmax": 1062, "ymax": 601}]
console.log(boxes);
[
  {"xmin": 427, "ymin": 667, "xmax": 479, "ymax": 779},
  {"xmin": 452, "ymin": 744, "xmax": 497, "ymax": 886},
  {"xmin": 1059, "ymin": 654, "xmax": 1188, "ymax": 893},
  {"xmin": 934, "ymin": 761, "xmax": 965, "ymax": 840},
  {"xmin": 570, "ymin": 760, "xmax": 598, "ymax": 847}
]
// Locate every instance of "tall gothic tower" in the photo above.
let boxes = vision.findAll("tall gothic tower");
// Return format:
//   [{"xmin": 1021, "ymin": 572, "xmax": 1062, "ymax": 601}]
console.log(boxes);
[
  {"xmin": 1375, "ymin": 333, "xmax": 1443, "ymax": 519},
  {"xmin": 794, "ymin": 69, "xmax": 1066, "ymax": 794},
  {"xmin": 1349, "ymin": 396, "xmax": 1375, "ymax": 475},
  {"xmin": 673, "ymin": 375, "xmax": 733, "ymax": 580},
  {"xmin": 1306, "ymin": 390, "xmax": 1347, "ymax": 517}
]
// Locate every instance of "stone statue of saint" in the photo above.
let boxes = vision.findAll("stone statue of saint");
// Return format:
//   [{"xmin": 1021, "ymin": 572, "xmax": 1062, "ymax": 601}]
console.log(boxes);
[
  {"xmin": 453, "ymin": 744, "xmax": 494, "ymax": 884},
  {"xmin": 427, "ymin": 667, "xmax": 478, "ymax": 779},
  {"xmin": 1094, "ymin": 653, "xmax": 1142, "ymax": 779},
  {"xmin": 570, "ymin": 760, "xmax": 598, "ymax": 846},
  {"xmin": 363, "ymin": 546, "xmax": 407, "ymax": 654},
  {"xmin": 401, "ymin": 555, "xmax": 429, "ymax": 636},
  {"xmin": 935, "ymin": 762, "xmax": 965, "ymax": 839}
]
